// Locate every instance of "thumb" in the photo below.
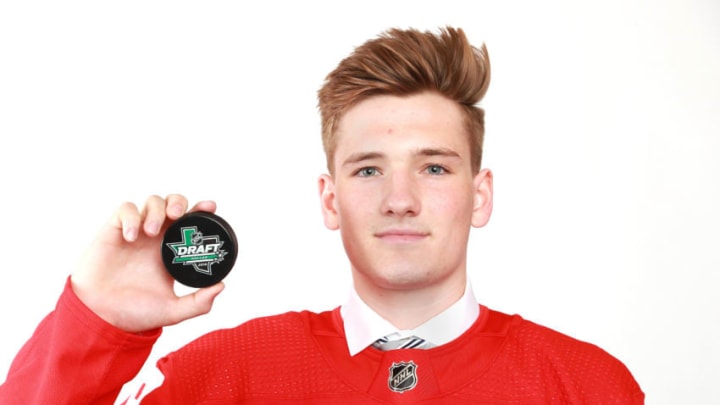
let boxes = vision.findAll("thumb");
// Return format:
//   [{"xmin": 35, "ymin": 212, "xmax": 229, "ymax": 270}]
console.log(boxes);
[{"xmin": 170, "ymin": 282, "xmax": 226, "ymax": 324}]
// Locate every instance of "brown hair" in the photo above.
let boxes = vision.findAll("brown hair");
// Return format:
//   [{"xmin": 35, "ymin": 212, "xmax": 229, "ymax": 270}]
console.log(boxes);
[{"xmin": 318, "ymin": 26, "xmax": 491, "ymax": 173}]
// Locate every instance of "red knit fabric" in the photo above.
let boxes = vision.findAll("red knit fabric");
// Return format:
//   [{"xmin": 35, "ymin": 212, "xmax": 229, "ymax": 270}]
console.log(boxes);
[
  {"xmin": 145, "ymin": 307, "xmax": 643, "ymax": 404},
  {"xmin": 0, "ymin": 278, "xmax": 161, "ymax": 404},
  {"xmin": 0, "ymin": 279, "xmax": 644, "ymax": 404}
]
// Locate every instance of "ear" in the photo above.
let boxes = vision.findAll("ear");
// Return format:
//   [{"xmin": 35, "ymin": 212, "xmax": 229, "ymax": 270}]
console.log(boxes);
[
  {"xmin": 318, "ymin": 174, "xmax": 340, "ymax": 230},
  {"xmin": 471, "ymin": 168, "xmax": 493, "ymax": 228}
]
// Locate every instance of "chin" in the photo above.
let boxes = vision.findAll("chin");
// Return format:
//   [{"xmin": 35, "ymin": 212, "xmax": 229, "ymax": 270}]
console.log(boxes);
[{"xmin": 370, "ymin": 266, "xmax": 437, "ymax": 291}]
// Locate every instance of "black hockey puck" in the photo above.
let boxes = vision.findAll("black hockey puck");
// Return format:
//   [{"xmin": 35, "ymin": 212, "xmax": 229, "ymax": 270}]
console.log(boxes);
[{"xmin": 161, "ymin": 211, "xmax": 238, "ymax": 288}]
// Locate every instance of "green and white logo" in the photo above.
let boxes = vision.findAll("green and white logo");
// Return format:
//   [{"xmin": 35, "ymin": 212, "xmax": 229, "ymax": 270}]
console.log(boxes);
[{"xmin": 165, "ymin": 226, "xmax": 227, "ymax": 275}]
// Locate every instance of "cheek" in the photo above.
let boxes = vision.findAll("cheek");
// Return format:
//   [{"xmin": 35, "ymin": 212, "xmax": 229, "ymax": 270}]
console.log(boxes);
[
  {"xmin": 335, "ymin": 191, "xmax": 376, "ymax": 264},
  {"xmin": 335, "ymin": 186, "xmax": 374, "ymax": 229},
  {"xmin": 426, "ymin": 184, "xmax": 475, "ymax": 221}
]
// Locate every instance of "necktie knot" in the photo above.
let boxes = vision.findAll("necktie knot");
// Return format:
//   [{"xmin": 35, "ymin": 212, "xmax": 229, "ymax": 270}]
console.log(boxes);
[{"xmin": 373, "ymin": 335, "xmax": 431, "ymax": 351}]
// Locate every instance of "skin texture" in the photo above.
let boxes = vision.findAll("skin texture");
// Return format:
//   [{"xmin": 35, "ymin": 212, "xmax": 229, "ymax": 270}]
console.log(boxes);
[
  {"xmin": 71, "ymin": 195, "xmax": 225, "ymax": 332},
  {"xmin": 319, "ymin": 92, "xmax": 493, "ymax": 329}
]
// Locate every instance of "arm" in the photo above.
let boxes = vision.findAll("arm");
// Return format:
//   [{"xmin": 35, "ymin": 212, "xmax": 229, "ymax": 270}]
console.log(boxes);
[
  {"xmin": 0, "ymin": 195, "xmax": 225, "ymax": 404},
  {"xmin": 0, "ymin": 278, "xmax": 160, "ymax": 404}
]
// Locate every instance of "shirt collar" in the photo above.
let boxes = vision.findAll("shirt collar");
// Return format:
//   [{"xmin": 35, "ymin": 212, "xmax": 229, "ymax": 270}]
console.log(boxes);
[{"xmin": 340, "ymin": 282, "xmax": 480, "ymax": 356}]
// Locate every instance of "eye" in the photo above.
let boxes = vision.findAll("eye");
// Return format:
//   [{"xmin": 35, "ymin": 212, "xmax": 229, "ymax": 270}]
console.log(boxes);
[
  {"xmin": 356, "ymin": 167, "xmax": 379, "ymax": 177},
  {"xmin": 425, "ymin": 164, "xmax": 448, "ymax": 175}
]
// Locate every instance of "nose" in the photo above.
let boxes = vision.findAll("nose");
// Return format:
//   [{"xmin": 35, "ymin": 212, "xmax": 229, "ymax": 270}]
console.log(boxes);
[{"xmin": 381, "ymin": 171, "xmax": 421, "ymax": 217}]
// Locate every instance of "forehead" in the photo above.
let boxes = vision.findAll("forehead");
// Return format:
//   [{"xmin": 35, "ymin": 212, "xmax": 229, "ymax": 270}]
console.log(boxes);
[{"xmin": 333, "ymin": 92, "xmax": 469, "ymax": 160}]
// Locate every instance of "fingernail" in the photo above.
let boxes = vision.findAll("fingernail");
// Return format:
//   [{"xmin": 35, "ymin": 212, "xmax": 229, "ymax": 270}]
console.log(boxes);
[
  {"xmin": 146, "ymin": 221, "xmax": 160, "ymax": 236},
  {"xmin": 124, "ymin": 226, "xmax": 138, "ymax": 241},
  {"xmin": 169, "ymin": 204, "xmax": 183, "ymax": 217}
]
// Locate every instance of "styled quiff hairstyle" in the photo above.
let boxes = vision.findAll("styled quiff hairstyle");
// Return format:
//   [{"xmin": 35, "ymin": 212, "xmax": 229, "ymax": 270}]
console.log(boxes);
[{"xmin": 318, "ymin": 26, "xmax": 491, "ymax": 174}]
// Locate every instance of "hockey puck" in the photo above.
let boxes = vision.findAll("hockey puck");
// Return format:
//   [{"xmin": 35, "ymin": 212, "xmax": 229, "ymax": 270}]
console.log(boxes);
[{"xmin": 161, "ymin": 211, "xmax": 238, "ymax": 288}]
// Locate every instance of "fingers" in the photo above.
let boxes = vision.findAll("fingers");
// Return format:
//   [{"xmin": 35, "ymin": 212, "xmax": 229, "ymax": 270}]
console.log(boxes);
[
  {"xmin": 161, "ymin": 194, "xmax": 216, "ymax": 219},
  {"xmin": 141, "ymin": 195, "xmax": 170, "ymax": 237},
  {"xmin": 189, "ymin": 199, "xmax": 217, "ymax": 214},
  {"xmin": 111, "ymin": 195, "xmax": 215, "ymax": 243},
  {"xmin": 165, "ymin": 193, "xmax": 189, "ymax": 220},
  {"xmin": 113, "ymin": 202, "xmax": 141, "ymax": 242},
  {"xmin": 168, "ymin": 282, "xmax": 226, "ymax": 325}
]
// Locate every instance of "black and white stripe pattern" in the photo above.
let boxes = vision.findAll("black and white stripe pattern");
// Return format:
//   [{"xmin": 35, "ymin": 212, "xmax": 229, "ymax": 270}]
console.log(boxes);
[{"xmin": 372, "ymin": 335, "xmax": 431, "ymax": 351}]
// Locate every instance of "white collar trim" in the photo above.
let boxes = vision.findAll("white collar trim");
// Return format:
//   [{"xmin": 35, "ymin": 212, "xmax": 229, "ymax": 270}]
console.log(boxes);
[{"xmin": 340, "ymin": 282, "xmax": 479, "ymax": 356}]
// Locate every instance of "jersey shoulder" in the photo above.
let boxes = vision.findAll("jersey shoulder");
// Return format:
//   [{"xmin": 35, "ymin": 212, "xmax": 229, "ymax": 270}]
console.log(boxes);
[
  {"xmin": 489, "ymin": 311, "xmax": 645, "ymax": 403},
  {"xmin": 152, "ymin": 309, "xmax": 344, "ymax": 401}
]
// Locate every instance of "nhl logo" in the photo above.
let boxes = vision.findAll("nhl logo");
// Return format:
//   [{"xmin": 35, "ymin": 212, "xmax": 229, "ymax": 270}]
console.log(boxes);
[{"xmin": 388, "ymin": 361, "xmax": 418, "ymax": 393}]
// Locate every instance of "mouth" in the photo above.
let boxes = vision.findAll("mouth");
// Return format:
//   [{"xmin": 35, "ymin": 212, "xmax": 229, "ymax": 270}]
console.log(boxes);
[{"xmin": 374, "ymin": 229, "xmax": 430, "ymax": 243}]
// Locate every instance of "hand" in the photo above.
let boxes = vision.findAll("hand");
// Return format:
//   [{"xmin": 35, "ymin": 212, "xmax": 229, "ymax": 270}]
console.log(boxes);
[{"xmin": 71, "ymin": 194, "xmax": 225, "ymax": 333}]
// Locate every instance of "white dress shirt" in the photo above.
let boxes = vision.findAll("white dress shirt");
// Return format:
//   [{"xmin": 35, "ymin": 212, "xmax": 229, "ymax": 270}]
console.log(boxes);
[{"xmin": 340, "ymin": 283, "xmax": 480, "ymax": 356}]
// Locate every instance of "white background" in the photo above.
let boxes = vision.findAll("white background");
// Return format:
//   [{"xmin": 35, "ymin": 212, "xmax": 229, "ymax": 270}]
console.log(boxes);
[{"xmin": 1, "ymin": 1, "xmax": 718, "ymax": 403}]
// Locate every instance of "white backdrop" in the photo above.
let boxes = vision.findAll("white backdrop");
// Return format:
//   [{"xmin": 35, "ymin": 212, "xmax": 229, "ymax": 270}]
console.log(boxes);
[{"xmin": 1, "ymin": 1, "xmax": 718, "ymax": 403}]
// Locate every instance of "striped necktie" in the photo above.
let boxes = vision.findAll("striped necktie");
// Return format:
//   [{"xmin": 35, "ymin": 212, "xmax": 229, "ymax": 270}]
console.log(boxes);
[{"xmin": 373, "ymin": 335, "xmax": 432, "ymax": 351}]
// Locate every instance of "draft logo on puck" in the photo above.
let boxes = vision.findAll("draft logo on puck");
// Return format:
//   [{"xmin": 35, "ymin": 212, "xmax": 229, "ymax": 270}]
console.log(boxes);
[
  {"xmin": 165, "ymin": 227, "xmax": 227, "ymax": 275},
  {"xmin": 161, "ymin": 212, "xmax": 238, "ymax": 288}
]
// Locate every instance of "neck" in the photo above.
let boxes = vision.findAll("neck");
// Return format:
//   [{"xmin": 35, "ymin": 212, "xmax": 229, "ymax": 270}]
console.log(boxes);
[{"xmin": 352, "ymin": 271, "xmax": 467, "ymax": 330}]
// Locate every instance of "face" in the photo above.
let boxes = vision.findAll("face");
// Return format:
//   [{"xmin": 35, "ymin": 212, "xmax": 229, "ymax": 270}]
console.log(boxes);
[{"xmin": 319, "ymin": 92, "xmax": 493, "ymax": 296}]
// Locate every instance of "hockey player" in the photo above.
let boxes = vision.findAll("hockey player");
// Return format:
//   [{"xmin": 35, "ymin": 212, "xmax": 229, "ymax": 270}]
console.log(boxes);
[{"xmin": 0, "ymin": 27, "xmax": 644, "ymax": 404}]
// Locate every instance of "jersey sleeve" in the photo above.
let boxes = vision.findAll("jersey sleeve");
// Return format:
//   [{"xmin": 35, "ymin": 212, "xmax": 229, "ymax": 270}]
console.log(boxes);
[{"xmin": 0, "ymin": 277, "xmax": 162, "ymax": 405}]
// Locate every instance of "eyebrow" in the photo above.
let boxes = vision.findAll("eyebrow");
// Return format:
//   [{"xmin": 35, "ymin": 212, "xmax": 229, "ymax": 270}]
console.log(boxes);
[
  {"xmin": 341, "ymin": 148, "xmax": 461, "ymax": 168},
  {"xmin": 415, "ymin": 147, "xmax": 461, "ymax": 159},
  {"xmin": 342, "ymin": 152, "xmax": 385, "ymax": 167}
]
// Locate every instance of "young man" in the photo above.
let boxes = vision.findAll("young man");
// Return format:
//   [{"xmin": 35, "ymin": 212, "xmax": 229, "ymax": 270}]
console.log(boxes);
[{"xmin": 0, "ymin": 27, "xmax": 644, "ymax": 404}]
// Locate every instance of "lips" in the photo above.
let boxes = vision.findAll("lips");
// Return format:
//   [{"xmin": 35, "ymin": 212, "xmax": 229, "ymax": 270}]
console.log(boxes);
[{"xmin": 374, "ymin": 229, "xmax": 429, "ymax": 242}]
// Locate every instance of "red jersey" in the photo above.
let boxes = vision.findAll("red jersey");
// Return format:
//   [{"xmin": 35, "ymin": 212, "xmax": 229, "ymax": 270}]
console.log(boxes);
[{"xmin": 0, "ymin": 279, "xmax": 644, "ymax": 404}]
